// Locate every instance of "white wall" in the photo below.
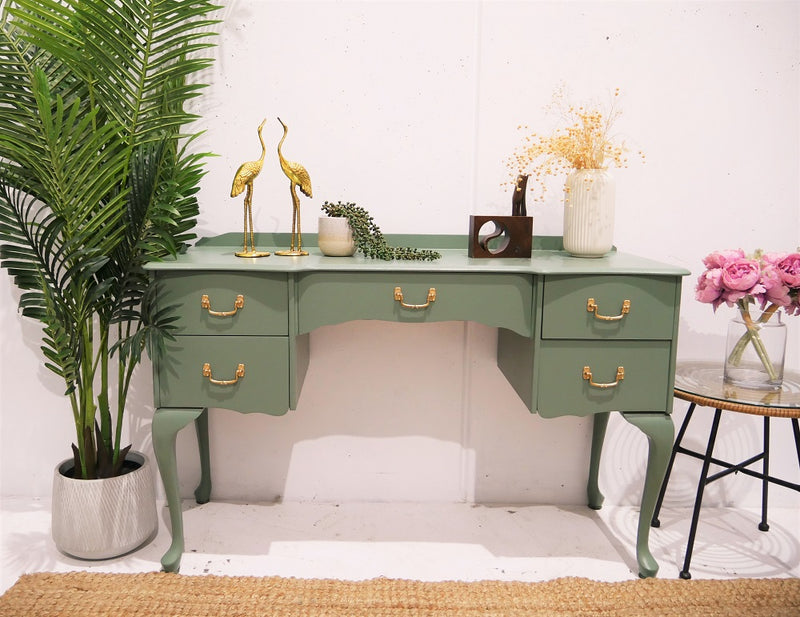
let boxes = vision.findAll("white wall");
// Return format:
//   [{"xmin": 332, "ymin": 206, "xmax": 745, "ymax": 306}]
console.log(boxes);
[{"xmin": 2, "ymin": 1, "xmax": 799, "ymax": 510}]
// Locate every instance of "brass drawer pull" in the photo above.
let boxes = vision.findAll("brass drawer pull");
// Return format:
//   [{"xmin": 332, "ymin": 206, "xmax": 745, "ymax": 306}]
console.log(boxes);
[
  {"xmin": 587, "ymin": 298, "xmax": 631, "ymax": 321},
  {"xmin": 583, "ymin": 365, "xmax": 624, "ymax": 389},
  {"xmin": 201, "ymin": 293, "xmax": 244, "ymax": 317},
  {"xmin": 394, "ymin": 286, "xmax": 436, "ymax": 309},
  {"xmin": 202, "ymin": 362, "xmax": 245, "ymax": 386}
]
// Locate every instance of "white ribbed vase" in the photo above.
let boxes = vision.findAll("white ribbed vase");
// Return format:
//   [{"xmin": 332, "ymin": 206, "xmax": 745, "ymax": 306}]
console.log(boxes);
[
  {"xmin": 51, "ymin": 451, "xmax": 157, "ymax": 559},
  {"xmin": 562, "ymin": 168, "xmax": 616, "ymax": 257}
]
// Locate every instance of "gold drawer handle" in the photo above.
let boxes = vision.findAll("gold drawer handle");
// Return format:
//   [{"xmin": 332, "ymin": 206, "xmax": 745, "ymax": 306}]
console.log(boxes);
[
  {"xmin": 587, "ymin": 298, "xmax": 631, "ymax": 321},
  {"xmin": 201, "ymin": 293, "xmax": 244, "ymax": 317},
  {"xmin": 202, "ymin": 362, "xmax": 245, "ymax": 386},
  {"xmin": 583, "ymin": 365, "xmax": 624, "ymax": 389},
  {"xmin": 394, "ymin": 286, "xmax": 436, "ymax": 309}
]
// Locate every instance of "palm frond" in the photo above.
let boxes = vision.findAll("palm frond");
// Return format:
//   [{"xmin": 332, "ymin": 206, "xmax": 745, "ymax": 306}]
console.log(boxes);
[
  {"xmin": 0, "ymin": 0, "xmax": 219, "ymax": 479},
  {"xmin": 78, "ymin": 0, "xmax": 219, "ymax": 140}
]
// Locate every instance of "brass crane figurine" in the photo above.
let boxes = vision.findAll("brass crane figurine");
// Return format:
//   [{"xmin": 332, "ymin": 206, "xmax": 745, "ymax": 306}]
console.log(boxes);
[
  {"xmin": 275, "ymin": 117, "xmax": 312, "ymax": 256},
  {"xmin": 230, "ymin": 118, "xmax": 270, "ymax": 257}
]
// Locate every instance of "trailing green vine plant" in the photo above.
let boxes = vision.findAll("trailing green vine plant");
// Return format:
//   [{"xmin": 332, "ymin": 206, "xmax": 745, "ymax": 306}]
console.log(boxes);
[{"xmin": 321, "ymin": 201, "xmax": 441, "ymax": 261}]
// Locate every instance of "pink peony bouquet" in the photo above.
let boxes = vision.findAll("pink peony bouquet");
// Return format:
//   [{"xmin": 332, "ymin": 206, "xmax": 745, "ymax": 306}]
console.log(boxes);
[
  {"xmin": 695, "ymin": 249, "xmax": 800, "ymax": 315},
  {"xmin": 695, "ymin": 249, "xmax": 800, "ymax": 383}
]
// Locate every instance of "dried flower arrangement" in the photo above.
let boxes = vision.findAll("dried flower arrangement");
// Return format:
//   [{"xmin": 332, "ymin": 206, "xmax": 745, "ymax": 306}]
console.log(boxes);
[{"xmin": 507, "ymin": 87, "xmax": 644, "ymax": 202}]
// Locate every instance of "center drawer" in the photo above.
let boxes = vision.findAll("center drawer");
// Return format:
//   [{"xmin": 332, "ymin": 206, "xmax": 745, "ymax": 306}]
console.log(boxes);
[
  {"xmin": 541, "ymin": 274, "xmax": 678, "ymax": 340},
  {"xmin": 297, "ymin": 272, "xmax": 533, "ymax": 335}
]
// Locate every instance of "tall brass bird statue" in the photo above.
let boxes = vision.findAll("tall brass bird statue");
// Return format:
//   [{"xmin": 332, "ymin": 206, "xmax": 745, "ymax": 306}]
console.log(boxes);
[
  {"xmin": 230, "ymin": 119, "xmax": 270, "ymax": 257},
  {"xmin": 275, "ymin": 117, "xmax": 312, "ymax": 256}
]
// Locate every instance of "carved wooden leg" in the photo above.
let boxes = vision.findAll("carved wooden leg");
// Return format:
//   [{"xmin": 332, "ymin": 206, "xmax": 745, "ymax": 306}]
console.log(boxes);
[
  {"xmin": 587, "ymin": 412, "xmax": 610, "ymax": 510},
  {"xmin": 652, "ymin": 402, "xmax": 696, "ymax": 528},
  {"xmin": 193, "ymin": 408, "xmax": 212, "ymax": 504},
  {"xmin": 152, "ymin": 406, "xmax": 206, "ymax": 573},
  {"xmin": 621, "ymin": 412, "xmax": 674, "ymax": 578}
]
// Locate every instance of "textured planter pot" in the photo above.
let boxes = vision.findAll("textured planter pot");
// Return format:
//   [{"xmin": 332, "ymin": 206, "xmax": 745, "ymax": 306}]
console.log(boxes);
[
  {"xmin": 318, "ymin": 216, "xmax": 356, "ymax": 256},
  {"xmin": 51, "ymin": 451, "xmax": 157, "ymax": 559}
]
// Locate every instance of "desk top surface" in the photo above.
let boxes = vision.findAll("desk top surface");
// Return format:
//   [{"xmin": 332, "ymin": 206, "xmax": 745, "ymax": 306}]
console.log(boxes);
[
  {"xmin": 675, "ymin": 361, "xmax": 800, "ymax": 416},
  {"xmin": 145, "ymin": 233, "xmax": 691, "ymax": 276}
]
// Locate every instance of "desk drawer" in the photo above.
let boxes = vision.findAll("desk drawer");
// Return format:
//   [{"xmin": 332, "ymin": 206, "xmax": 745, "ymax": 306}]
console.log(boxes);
[
  {"xmin": 297, "ymin": 272, "xmax": 532, "ymax": 335},
  {"xmin": 536, "ymin": 340, "xmax": 672, "ymax": 417},
  {"xmin": 157, "ymin": 272, "xmax": 288, "ymax": 335},
  {"xmin": 541, "ymin": 275, "xmax": 677, "ymax": 340},
  {"xmin": 157, "ymin": 335, "xmax": 289, "ymax": 414}
]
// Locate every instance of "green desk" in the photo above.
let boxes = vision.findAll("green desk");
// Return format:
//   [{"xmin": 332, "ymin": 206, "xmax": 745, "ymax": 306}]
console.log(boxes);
[{"xmin": 145, "ymin": 234, "xmax": 689, "ymax": 576}]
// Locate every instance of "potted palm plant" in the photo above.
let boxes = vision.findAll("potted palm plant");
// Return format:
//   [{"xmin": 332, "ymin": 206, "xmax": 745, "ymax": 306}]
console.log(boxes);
[{"xmin": 0, "ymin": 0, "xmax": 219, "ymax": 558}]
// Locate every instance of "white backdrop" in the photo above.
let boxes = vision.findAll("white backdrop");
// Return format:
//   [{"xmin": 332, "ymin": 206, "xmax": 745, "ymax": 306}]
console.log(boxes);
[{"xmin": 2, "ymin": 1, "xmax": 799, "ymax": 510}]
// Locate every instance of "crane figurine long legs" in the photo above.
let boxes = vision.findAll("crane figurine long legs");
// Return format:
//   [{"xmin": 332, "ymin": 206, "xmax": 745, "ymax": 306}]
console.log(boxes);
[
  {"xmin": 230, "ymin": 119, "xmax": 270, "ymax": 258},
  {"xmin": 275, "ymin": 117, "xmax": 312, "ymax": 256}
]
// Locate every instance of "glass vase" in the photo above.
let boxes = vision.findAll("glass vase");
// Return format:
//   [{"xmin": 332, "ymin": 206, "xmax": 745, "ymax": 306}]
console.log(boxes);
[
  {"xmin": 562, "ymin": 168, "xmax": 616, "ymax": 257},
  {"xmin": 723, "ymin": 312, "xmax": 786, "ymax": 390}
]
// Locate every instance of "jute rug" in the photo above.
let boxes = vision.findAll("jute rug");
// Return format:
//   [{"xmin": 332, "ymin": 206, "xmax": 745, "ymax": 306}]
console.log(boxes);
[{"xmin": 0, "ymin": 571, "xmax": 798, "ymax": 617}]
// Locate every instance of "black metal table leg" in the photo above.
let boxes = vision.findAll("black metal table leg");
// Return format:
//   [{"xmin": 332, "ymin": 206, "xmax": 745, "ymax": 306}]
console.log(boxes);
[
  {"xmin": 679, "ymin": 407, "xmax": 723, "ymax": 580},
  {"xmin": 758, "ymin": 416, "xmax": 771, "ymax": 532}
]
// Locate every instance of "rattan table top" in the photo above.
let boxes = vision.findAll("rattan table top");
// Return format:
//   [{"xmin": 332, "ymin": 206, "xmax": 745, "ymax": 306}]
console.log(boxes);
[{"xmin": 674, "ymin": 361, "xmax": 800, "ymax": 418}]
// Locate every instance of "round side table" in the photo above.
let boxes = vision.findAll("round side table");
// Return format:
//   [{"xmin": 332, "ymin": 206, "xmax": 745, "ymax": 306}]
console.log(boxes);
[{"xmin": 651, "ymin": 361, "xmax": 800, "ymax": 579}]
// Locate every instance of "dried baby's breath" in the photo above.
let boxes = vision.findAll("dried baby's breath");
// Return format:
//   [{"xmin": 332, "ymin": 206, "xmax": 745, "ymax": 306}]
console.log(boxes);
[{"xmin": 507, "ymin": 87, "xmax": 643, "ymax": 202}]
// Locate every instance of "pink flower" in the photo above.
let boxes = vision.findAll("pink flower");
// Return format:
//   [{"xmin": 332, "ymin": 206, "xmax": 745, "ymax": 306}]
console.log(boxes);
[
  {"xmin": 720, "ymin": 257, "xmax": 761, "ymax": 291},
  {"xmin": 719, "ymin": 257, "xmax": 764, "ymax": 306},
  {"xmin": 765, "ymin": 252, "xmax": 800, "ymax": 288},
  {"xmin": 760, "ymin": 263, "xmax": 791, "ymax": 307},
  {"xmin": 702, "ymin": 249, "xmax": 745, "ymax": 270},
  {"xmin": 695, "ymin": 268, "xmax": 724, "ymax": 309}
]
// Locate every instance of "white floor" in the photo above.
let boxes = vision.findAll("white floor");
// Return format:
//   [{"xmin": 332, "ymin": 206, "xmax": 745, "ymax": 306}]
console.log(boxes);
[{"xmin": 2, "ymin": 499, "xmax": 799, "ymax": 594}]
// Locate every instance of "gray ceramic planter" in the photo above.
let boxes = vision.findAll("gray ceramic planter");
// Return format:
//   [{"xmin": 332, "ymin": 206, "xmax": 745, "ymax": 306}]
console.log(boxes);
[{"xmin": 51, "ymin": 451, "xmax": 157, "ymax": 560}]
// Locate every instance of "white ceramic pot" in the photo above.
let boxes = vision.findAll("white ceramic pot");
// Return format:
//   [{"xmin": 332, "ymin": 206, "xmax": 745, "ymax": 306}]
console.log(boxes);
[
  {"xmin": 562, "ymin": 168, "xmax": 616, "ymax": 257},
  {"xmin": 51, "ymin": 451, "xmax": 157, "ymax": 559},
  {"xmin": 318, "ymin": 216, "xmax": 356, "ymax": 256}
]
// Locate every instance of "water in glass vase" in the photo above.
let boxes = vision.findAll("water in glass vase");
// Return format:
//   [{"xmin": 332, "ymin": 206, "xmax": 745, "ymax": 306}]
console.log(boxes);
[{"xmin": 723, "ymin": 313, "xmax": 786, "ymax": 390}]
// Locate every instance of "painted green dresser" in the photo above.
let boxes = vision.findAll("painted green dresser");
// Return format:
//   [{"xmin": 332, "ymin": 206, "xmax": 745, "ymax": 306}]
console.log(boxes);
[{"xmin": 145, "ymin": 233, "xmax": 689, "ymax": 576}]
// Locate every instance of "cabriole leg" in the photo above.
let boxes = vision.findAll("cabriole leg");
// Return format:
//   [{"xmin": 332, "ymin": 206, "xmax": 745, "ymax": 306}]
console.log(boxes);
[
  {"xmin": 621, "ymin": 412, "xmax": 674, "ymax": 578},
  {"xmin": 194, "ymin": 408, "xmax": 212, "ymax": 504},
  {"xmin": 653, "ymin": 402, "xmax": 696, "ymax": 528},
  {"xmin": 587, "ymin": 412, "xmax": 610, "ymax": 510},
  {"xmin": 152, "ymin": 406, "xmax": 206, "ymax": 573}
]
